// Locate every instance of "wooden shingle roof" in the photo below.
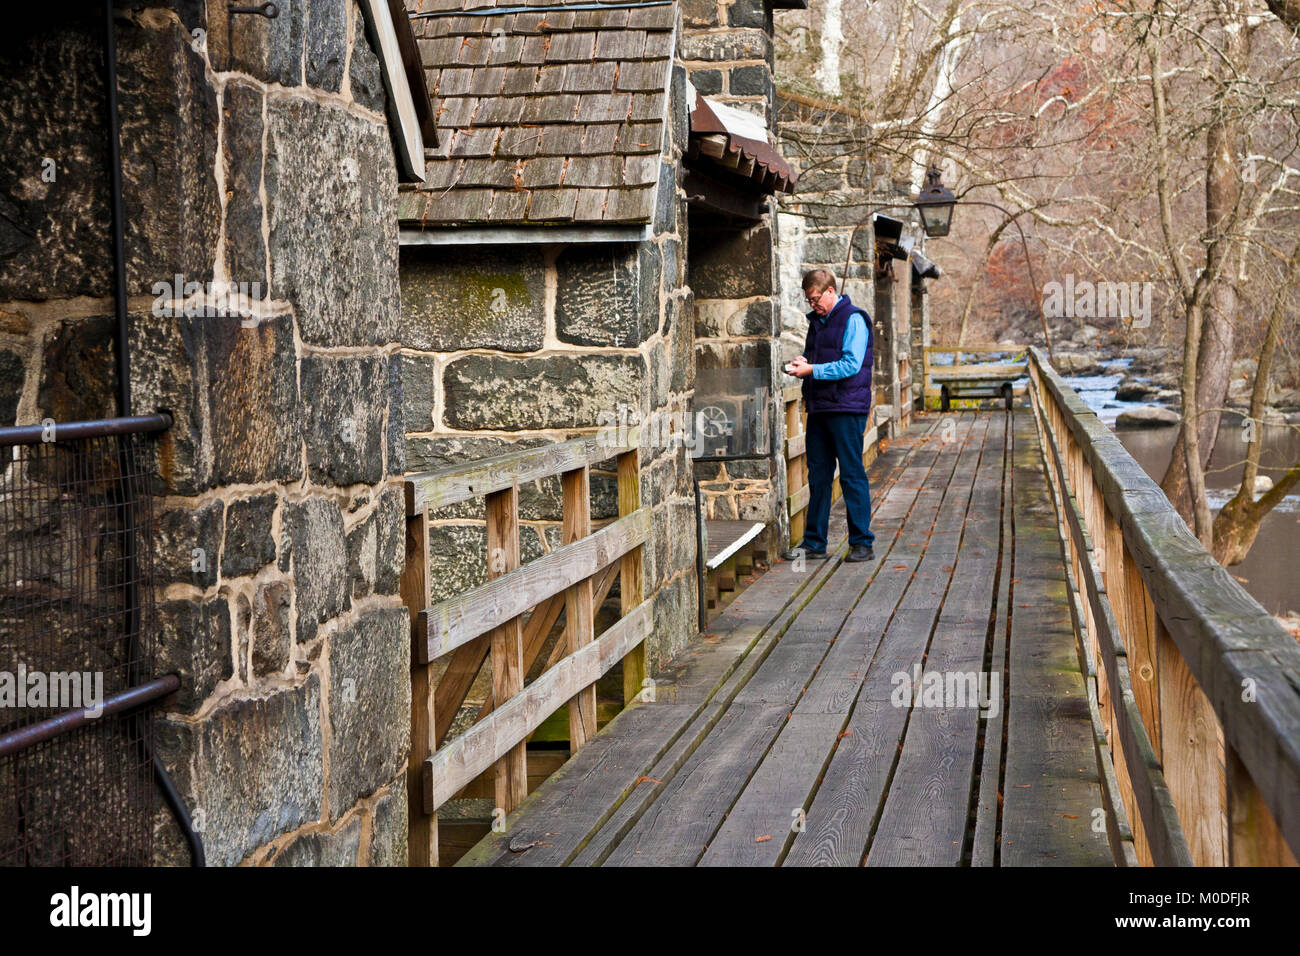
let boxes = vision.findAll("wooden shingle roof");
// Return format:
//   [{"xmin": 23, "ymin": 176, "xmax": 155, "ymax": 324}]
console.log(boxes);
[{"xmin": 399, "ymin": 0, "xmax": 676, "ymax": 229}]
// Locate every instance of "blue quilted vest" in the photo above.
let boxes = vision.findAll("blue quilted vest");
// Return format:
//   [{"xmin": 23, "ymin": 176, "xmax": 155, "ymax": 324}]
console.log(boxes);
[{"xmin": 802, "ymin": 294, "xmax": 873, "ymax": 414}]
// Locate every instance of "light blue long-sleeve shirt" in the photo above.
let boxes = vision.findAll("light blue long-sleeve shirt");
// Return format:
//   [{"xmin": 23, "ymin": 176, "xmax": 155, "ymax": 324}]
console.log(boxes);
[{"xmin": 811, "ymin": 297, "xmax": 869, "ymax": 381}]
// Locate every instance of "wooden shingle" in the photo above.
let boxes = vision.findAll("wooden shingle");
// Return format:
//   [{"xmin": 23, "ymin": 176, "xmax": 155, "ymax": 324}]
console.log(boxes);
[{"xmin": 403, "ymin": 0, "xmax": 675, "ymax": 227}]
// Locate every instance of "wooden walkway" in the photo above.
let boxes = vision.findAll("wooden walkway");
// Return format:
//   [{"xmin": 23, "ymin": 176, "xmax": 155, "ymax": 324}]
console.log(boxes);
[{"xmin": 458, "ymin": 410, "xmax": 1113, "ymax": 867}]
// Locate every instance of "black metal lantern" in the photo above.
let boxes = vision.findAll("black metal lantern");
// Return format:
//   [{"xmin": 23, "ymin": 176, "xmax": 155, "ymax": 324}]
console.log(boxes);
[{"xmin": 915, "ymin": 165, "xmax": 955, "ymax": 238}]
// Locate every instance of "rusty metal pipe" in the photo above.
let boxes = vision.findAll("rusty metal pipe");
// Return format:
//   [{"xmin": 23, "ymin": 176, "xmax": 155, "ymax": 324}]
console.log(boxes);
[{"xmin": 0, "ymin": 674, "xmax": 180, "ymax": 760}]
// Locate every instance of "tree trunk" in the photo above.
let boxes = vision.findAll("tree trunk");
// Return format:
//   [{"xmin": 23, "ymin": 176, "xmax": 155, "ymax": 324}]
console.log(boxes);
[{"xmin": 1160, "ymin": 116, "xmax": 1239, "ymax": 527}]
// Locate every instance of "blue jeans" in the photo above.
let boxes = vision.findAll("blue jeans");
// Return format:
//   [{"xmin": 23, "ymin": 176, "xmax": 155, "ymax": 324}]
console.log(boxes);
[{"xmin": 801, "ymin": 412, "xmax": 874, "ymax": 553}]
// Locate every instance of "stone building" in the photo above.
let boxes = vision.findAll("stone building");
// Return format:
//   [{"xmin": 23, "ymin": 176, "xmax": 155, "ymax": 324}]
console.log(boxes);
[
  {"xmin": 0, "ymin": 0, "xmax": 807, "ymax": 867},
  {"xmin": 1, "ymin": 1, "xmax": 430, "ymax": 866},
  {"xmin": 397, "ymin": 0, "xmax": 800, "ymax": 683},
  {"xmin": 775, "ymin": 90, "xmax": 938, "ymax": 433}
]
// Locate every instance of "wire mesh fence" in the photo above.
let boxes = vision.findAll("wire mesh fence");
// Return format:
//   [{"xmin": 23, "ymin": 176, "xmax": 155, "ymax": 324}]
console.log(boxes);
[{"xmin": 0, "ymin": 418, "xmax": 166, "ymax": 866}]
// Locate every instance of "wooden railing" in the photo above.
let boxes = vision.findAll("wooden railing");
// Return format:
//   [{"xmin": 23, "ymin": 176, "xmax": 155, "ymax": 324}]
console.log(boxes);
[
  {"xmin": 922, "ymin": 344, "xmax": 1028, "ymax": 410},
  {"xmin": 1027, "ymin": 347, "xmax": 1300, "ymax": 866},
  {"xmin": 402, "ymin": 431, "xmax": 652, "ymax": 867},
  {"xmin": 783, "ymin": 386, "xmax": 881, "ymax": 549}
]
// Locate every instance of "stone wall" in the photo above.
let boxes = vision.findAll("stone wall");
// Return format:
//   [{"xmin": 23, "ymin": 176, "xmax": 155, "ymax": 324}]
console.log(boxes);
[
  {"xmin": 776, "ymin": 92, "xmax": 919, "ymax": 430},
  {"xmin": 681, "ymin": 0, "xmax": 784, "ymax": 525},
  {"xmin": 0, "ymin": 1, "xmax": 409, "ymax": 866},
  {"xmin": 399, "ymin": 66, "xmax": 699, "ymax": 684}
]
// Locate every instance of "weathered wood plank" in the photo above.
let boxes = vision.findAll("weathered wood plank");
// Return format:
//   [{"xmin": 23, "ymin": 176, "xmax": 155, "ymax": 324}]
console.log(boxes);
[
  {"xmin": 1000, "ymin": 409, "xmax": 1114, "ymax": 866},
  {"xmin": 425, "ymin": 598, "xmax": 653, "ymax": 812},
  {"xmin": 402, "ymin": 511, "xmax": 438, "ymax": 866},
  {"xmin": 563, "ymin": 466, "xmax": 598, "ymax": 754},
  {"xmin": 487, "ymin": 485, "xmax": 526, "ymax": 815},
  {"xmin": 417, "ymin": 507, "xmax": 650, "ymax": 664},
  {"xmin": 618, "ymin": 450, "xmax": 646, "ymax": 706},
  {"xmin": 454, "ymin": 419, "xmax": 939, "ymax": 866},
  {"xmin": 405, "ymin": 430, "xmax": 637, "ymax": 514}
]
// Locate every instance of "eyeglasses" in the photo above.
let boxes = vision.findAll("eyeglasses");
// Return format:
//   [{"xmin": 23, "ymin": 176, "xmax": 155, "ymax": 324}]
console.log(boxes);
[{"xmin": 804, "ymin": 289, "xmax": 830, "ymax": 305}]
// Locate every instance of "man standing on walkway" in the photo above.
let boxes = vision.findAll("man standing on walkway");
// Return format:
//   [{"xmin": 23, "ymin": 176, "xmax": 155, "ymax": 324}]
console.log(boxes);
[{"xmin": 782, "ymin": 269, "xmax": 876, "ymax": 564}]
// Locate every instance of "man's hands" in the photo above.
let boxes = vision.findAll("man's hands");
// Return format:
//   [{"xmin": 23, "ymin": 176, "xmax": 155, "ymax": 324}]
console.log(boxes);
[{"xmin": 788, "ymin": 355, "xmax": 814, "ymax": 378}]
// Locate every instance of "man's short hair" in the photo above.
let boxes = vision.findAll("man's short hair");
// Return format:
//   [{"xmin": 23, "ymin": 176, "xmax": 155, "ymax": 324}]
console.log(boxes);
[{"xmin": 802, "ymin": 269, "xmax": 837, "ymax": 294}]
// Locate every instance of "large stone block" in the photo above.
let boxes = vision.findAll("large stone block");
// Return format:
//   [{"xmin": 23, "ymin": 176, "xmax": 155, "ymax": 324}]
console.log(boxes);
[
  {"xmin": 679, "ymin": 29, "xmax": 770, "ymax": 63},
  {"xmin": 400, "ymin": 352, "xmax": 436, "ymax": 433},
  {"xmin": 214, "ymin": 0, "xmax": 305, "ymax": 87},
  {"xmin": 250, "ymin": 579, "xmax": 292, "ymax": 677},
  {"xmin": 0, "ymin": 349, "xmax": 22, "ymax": 426},
  {"xmin": 118, "ymin": 16, "xmax": 220, "ymax": 293},
  {"xmin": 681, "ymin": 0, "xmax": 720, "ymax": 27},
  {"xmin": 387, "ymin": 357, "xmax": 406, "ymax": 476},
  {"xmin": 269, "ymin": 817, "xmax": 361, "ymax": 866},
  {"xmin": 555, "ymin": 244, "xmax": 649, "ymax": 347},
  {"xmin": 0, "ymin": 13, "xmax": 111, "ymax": 300},
  {"xmin": 443, "ymin": 353, "xmax": 644, "ymax": 431},
  {"xmin": 669, "ymin": 292, "xmax": 695, "ymax": 394},
  {"xmin": 401, "ymin": 246, "xmax": 546, "ymax": 352},
  {"xmin": 305, "ymin": 0, "xmax": 348, "ymax": 92},
  {"xmin": 349, "ymin": 19, "xmax": 388, "ymax": 113},
  {"xmin": 689, "ymin": 224, "xmax": 774, "ymax": 299},
  {"xmin": 222, "ymin": 493, "xmax": 278, "ymax": 579},
  {"xmin": 301, "ymin": 354, "xmax": 387, "ymax": 486},
  {"xmin": 206, "ymin": 315, "xmax": 303, "ymax": 487},
  {"xmin": 265, "ymin": 96, "xmax": 398, "ymax": 347},
  {"xmin": 158, "ymin": 677, "xmax": 324, "ymax": 867},
  {"xmin": 688, "ymin": 68, "xmax": 722, "ymax": 96},
  {"xmin": 37, "ymin": 315, "xmax": 118, "ymax": 427},
  {"xmin": 155, "ymin": 596, "xmax": 233, "ymax": 713},
  {"xmin": 155, "ymin": 500, "xmax": 224, "ymax": 588},
  {"xmin": 346, "ymin": 486, "xmax": 404, "ymax": 599},
  {"xmin": 284, "ymin": 498, "xmax": 351, "ymax": 643},
  {"xmin": 729, "ymin": 64, "xmax": 772, "ymax": 98},
  {"xmin": 327, "ymin": 607, "xmax": 410, "ymax": 821},
  {"xmin": 728, "ymin": 0, "xmax": 768, "ymax": 28},
  {"xmin": 222, "ymin": 82, "xmax": 266, "ymax": 287},
  {"xmin": 369, "ymin": 777, "xmax": 408, "ymax": 866}
]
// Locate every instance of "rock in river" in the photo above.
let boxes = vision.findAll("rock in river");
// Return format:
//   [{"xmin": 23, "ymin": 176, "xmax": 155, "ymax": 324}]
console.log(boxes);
[{"xmin": 1116, "ymin": 405, "xmax": 1180, "ymax": 428}]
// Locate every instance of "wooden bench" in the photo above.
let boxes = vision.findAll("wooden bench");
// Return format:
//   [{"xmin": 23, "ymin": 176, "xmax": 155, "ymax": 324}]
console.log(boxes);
[{"xmin": 931, "ymin": 369, "xmax": 1017, "ymax": 410}]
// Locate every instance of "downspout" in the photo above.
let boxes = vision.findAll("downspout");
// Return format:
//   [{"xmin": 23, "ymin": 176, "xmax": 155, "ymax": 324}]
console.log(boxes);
[{"xmin": 103, "ymin": 0, "xmax": 205, "ymax": 867}]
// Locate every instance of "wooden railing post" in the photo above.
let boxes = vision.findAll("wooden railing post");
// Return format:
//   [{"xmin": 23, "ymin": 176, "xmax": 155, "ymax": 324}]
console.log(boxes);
[
  {"xmin": 402, "ymin": 508, "xmax": 437, "ymax": 867},
  {"xmin": 1227, "ymin": 745, "xmax": 1299, "ymax": 866},
  {"xmin": 562, "ymin": 465, "xmax": 597, "ymax": 753},
  {"xmin": 618, "ymin": 449, "xmax": 646, "ymax": 706},
  {"xmin": 784, "ymin": 391, "xmax": 807, "ymax": 548},
  {"xmin": 486, "ymin": 483, "xmax": 527, "ymax": 814}
]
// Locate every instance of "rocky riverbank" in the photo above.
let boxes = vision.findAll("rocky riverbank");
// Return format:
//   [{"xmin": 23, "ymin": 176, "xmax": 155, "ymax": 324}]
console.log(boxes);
[{"xmin": 1047, "ymin": 337, "xmax": 1300, "ymax": 428}]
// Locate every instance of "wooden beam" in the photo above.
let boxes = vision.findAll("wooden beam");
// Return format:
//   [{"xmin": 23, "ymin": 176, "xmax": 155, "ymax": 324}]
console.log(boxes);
[
  {"xmin": 423, "ymin": 598, "xmax": 654, "ymax": 812},
  {"xmin": 473, "ymin": 562, "xmax": 620, "ymax": 722},
  {"xmin": 416, "ymin": 507, "xmax": 651, "ymax": 663},
  {"xmin": 486, "ymin": 484, "xmax": 526, "ymax": 815},
  {"xmin": 402, "ymin": 510, "xmax": 438, "ymax": 866},
  {"xmin": 563, "ymin": 466, "xmax": 598, "ymax": 754},
  {"xmin": 618, "ymin": 449, "xmax": 646, "ymax": 706},
  {"xmin": 405, "ymin": 430, "xmax": 637, "ymax": 515}
]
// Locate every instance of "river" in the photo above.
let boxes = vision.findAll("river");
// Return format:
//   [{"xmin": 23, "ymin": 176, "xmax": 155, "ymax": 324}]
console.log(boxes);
[{"xmin": 1063, "ymin": 360, "xmax": 1300, "ymax": 617}]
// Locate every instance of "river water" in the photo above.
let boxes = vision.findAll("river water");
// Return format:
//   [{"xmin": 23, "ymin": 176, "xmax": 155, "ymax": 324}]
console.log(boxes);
[{"xmin": 1064, "ymin": 360, "xmax": 1300, "ymax": 617}]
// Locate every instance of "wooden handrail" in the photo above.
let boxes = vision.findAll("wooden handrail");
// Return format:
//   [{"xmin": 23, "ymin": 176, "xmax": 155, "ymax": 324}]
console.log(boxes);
[
  {"xmin": 401, "ymin": 435, "xmax": 651, "ymax": 866},
  {"xmin": 1027, "ymin": 347, "xmax": 1300, "ymax": 866},
  {"xmin": 404, "ymin": 429, "xmax": 640, "ymax": 515},
  {"xmin": 414, "ymin": 507, "xmax": 651, "ymax": 663}
]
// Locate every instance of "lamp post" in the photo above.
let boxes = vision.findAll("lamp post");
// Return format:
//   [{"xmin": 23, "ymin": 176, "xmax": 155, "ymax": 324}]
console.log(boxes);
[{"xmin": 839, "ymin": 168, "xmax": 1054, "ymax": 359}]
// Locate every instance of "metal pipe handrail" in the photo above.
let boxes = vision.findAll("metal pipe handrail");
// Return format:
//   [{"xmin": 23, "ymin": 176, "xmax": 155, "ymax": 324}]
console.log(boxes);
[
  {"xmin": 0, "ymin": 413, "xmax": 173, "ymax": 447},
  {"xmin": 0, "ymin": 674, "xmax": 180, "ymax": 761}
]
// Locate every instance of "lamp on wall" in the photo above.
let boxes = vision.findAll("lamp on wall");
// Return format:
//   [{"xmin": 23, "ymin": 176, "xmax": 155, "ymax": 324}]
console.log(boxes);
[{"xmin": 914, "ymin": 165, "xmax": 956, "ymax": 238}]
